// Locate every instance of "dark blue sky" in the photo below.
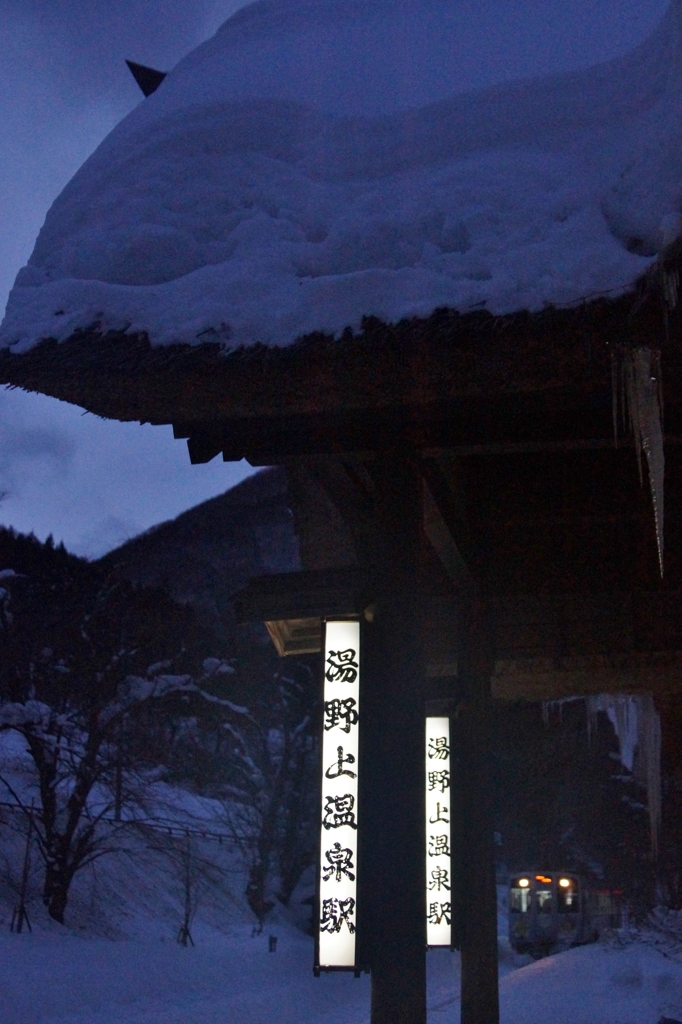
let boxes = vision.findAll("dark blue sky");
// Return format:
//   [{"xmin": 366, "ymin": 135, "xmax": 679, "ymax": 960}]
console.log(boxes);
[
  {"xmin": 0, "ymin": 0, "xmax": 670, "ymax": 557},
  {"xmin": 0, "ymin": 0, "xmax": 253, "ymax": 558}
]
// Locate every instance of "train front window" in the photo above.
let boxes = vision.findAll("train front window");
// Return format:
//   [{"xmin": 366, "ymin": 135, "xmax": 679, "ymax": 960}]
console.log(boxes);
[
  {"xmin": 509, "ymin": 887, "xmax": 531, "ymax": 913},
  {"xmin": 536, "ymin": 889, "xmax": 552, "ymax": 913},
  {"xmin": 557, "ymin": 877, "xmax": 579, "ymax": 913}
]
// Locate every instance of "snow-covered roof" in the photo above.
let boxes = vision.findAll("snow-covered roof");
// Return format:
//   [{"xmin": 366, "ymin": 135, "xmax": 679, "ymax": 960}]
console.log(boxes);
[{"xmin": 2, "ymin": 0, "xmax": 682, "ymax": 354}]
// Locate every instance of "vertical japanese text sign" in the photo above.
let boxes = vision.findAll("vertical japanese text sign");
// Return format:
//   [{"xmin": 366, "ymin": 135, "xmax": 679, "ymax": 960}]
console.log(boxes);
[
  {"xmin": 318, "ymin": 620, "xmax": 360, "ymax": 968},
  {"xmin": 426, "ymin": 716, "xmax": 452, "ymax": 946}
]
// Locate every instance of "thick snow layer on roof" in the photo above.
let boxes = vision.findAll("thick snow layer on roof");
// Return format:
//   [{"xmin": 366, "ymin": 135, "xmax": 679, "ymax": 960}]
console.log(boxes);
[{"xmin": 2, "ymin": 0, "xmax": 682, "ymax": 352}]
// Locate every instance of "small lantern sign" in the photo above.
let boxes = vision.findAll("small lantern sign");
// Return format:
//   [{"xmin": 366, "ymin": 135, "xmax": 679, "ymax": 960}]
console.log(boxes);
[
  {"xmin": 426, "ymin": 716, "xmax": 452, "ymax": 947},
  {"xmin": 317, "ymin": 619, "xmax": 361, "ymax": 969}
]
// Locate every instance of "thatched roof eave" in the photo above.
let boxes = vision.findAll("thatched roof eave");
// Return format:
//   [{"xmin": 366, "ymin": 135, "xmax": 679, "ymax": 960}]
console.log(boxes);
[{"xmin": 1, "ymin": 254, "xmax": 680, "ymax": 461}]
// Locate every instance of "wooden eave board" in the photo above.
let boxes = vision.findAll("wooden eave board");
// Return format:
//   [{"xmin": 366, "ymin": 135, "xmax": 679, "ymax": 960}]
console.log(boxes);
[{"xmin": 232, "ymin": 566, "xmax": 376, "ymax": 622}]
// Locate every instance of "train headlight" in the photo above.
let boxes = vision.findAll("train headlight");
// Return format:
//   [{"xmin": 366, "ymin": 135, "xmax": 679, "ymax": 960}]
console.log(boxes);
[
  {"xmin": 518, "ymin": 878, "xmax": 529, "ymax": 888},
  {"xmin": 559, "ymin": 878, "xmax": 571, "ymax": 888}
]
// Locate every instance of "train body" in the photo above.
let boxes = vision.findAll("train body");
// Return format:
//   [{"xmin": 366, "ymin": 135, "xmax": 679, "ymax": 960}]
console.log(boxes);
[{"xmin": 508, "ymin": 872, "xmax": 621, "ymax": 956}]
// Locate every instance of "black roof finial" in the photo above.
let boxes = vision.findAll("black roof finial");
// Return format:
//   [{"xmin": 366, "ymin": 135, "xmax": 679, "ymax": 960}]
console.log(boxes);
[{"xmin": 125, "ymin": 60, "xmax": 167, "ymax": 98}]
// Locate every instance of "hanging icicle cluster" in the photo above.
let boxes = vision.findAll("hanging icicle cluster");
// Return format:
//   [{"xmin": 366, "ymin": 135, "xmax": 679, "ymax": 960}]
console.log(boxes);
[
  {"xmin": 542, "ymin": 694, "xmax": 662, "ymax": 856},
  {"xmin": 612, "ymin": 345, "xmax": 665, "ymax": 576},
  {"xmin": 587, "ymin": 694, "xmax": 661, "ymax": 857}
]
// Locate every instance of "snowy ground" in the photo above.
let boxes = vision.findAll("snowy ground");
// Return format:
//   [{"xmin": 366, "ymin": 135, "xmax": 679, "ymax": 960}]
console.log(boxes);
[
  {"xmin": 2, "ymin": 922, "xmax": 682, "ymax": 1024},
  {"xmin": 1, "ymin": 823, "xmax": 681, "ymax": 1024},
  {"xmin": 2, "ymin": 728, "xmax": 682, "ymax": 1024}
]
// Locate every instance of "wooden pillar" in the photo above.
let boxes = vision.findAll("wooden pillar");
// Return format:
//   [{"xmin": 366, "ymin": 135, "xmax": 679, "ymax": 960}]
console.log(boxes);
[
  {"xmin": 458, "ymin": 588, "xmax": 499, "ymax": 1024},
  {"xmin": 361, "ymin": 451, "xmax": 427, "ymax": 1024}
]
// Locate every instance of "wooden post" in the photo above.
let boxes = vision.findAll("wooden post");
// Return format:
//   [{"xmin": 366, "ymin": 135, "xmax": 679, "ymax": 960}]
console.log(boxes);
[
  {"xmin": 361, "ymin": 451, "xmax": 427, "ymax": 1024},
  {"xmin": 458, "ymin": 589, "xmax": 499, "ymax": 1024}
]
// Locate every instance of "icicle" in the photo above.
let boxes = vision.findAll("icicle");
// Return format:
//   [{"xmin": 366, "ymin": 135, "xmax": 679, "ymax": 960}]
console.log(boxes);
[
  {"xmin": 635, "ymin": 694, "xmax": 662, "ymax": 859},
  {"xmin": 662, "ymin": 266, "xmax": 680, "ymax": 311},
  {"xmin": 622, "ymin": 347, "xmax": 665, "ymax": 576},
  {"xmin": 585, "ymin": 696, "xmax": 599, "ymax": 742},
  {"xmin": 587, "ymin": 694, "xmax": 661, "ymax": 857},
  {"xmin": 541, "ymin": 700, "xmax": 567, "ymax": 726},
  {"xmin": 634, "ymin": 349, "xmax": 665, "ymax": 576},
  {"xmin": 601, "ymin": 695, "xmax": 639, "ymax": 772},
  {"xmin": 546, "ymin": 694, "xmax": 661, "ymax": 852},
  {"xmin": 657, "ymin": 215, "xmax": 681, "ymax": 321},
  {"xmin": 623, "ymin": 352, "xmax": 644, "ymax": 485}
]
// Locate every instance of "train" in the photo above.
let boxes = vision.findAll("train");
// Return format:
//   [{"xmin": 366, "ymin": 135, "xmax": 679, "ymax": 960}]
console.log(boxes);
[{"xmin": 508, "ymin": 872, "xmax": 622, "ymax": 956}]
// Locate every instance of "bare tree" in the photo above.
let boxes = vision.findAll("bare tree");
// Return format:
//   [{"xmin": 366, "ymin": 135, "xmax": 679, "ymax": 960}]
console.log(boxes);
[
  {"xmin": 0, "ymin": 801, "xmax": 41, "ymax": 933},
  {"xmin": 0, "ymin": 550, "xmax": 234, "ymax": 924},
  {"xmin": 140, "ymin": 826, "xmax": 235, "ymax": 945},
  {"xmin": 176, "ymin": 833, "xmax": 197, "ymax": 946},
  {"xmin": 0, "ymin": 670, "xmax": 237, "ymax": 922},
  {"xmin": 10, "ymin": 800, "xmax": 35, "ymax": 933},
  {"xmin": 219, "ymin": 664, "xmax": 318, "ymax": 926}
]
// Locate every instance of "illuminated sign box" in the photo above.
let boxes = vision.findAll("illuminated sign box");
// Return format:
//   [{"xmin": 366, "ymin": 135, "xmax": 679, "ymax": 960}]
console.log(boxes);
[
  {"xmin": 426, "ymin": 716, "xmax": 452, "ymax": 947},
  {"xmin": 317, "ymin": 619, "xmax": 361, "ymax": 969}
]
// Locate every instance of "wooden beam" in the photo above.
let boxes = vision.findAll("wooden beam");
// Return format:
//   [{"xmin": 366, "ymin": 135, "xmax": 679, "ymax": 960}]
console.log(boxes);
[
  {"xmin": 420, "ymin": 455, "xmax": 475, "ymax": 571},
  {"xmin": 285, "ymin": 458, "xmax": 377, "ymax": 569},
  {"xmin": 232, "ymin": 567, "xmax": 376, "ymax": 623},
  {"xmin": 422, "ymin": 436, "xmax": 682, "ymax": 457},
  {"xmin": 186, "ymin": 429, "xmax": 222, "ymax": 464},
  {"xmin": 422, "ymin": 476, "xmax": 467, "ymax": 581},
  {"xmin": 492, "ymin": 651, "xmax": 682, "ymax": 701}
]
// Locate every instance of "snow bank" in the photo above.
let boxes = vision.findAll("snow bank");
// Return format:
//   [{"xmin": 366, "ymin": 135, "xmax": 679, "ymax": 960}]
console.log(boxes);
[
  {"xmin": 500, "ymin": 941, "xmax": 682, "ymax": 1024},
  {"xmin": 2, "ymin": 0, "xmax": 682, "ymax": 352}
]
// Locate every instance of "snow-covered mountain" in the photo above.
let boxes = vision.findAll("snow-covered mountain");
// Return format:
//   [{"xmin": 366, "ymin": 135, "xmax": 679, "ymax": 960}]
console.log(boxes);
[{"xmin": 98, "ymin": 467, "xmax": 298, "ymax": 650}]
